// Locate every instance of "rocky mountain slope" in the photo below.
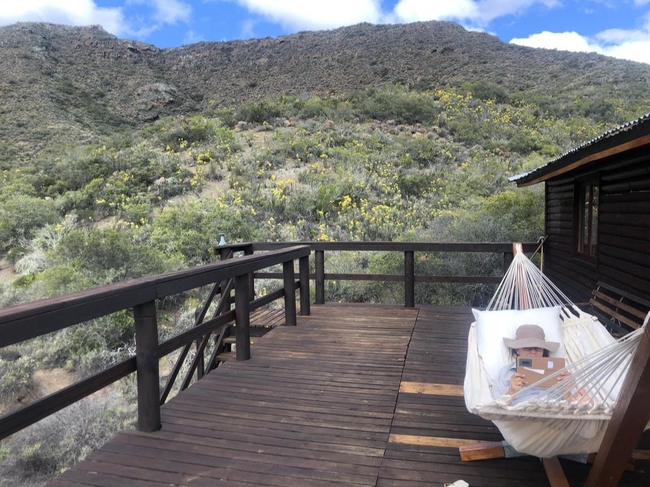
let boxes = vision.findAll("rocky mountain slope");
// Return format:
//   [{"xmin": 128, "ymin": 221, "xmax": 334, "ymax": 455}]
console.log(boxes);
[{"xmin": 2, "ymin": 20, "xmax": 650, "ymax": 162}]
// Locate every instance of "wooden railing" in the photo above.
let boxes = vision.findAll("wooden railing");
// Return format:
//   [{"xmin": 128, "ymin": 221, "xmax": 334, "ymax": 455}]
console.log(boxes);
[
  {"xmin": 0, "ymin": 246, "xmax": 311, "ymax": 440},
  {"xmin": 221, "ymin": 241, "xmax": 538, "ymax": 307},
  {"xmin": 0, "ymin": 241, "xmax": 536, "ymax": 441}
]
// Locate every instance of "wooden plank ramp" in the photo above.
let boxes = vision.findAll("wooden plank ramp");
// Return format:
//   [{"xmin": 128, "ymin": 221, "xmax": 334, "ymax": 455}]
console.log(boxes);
[{"xmin": 46, "ymin": 304, "xmax": 650, "ymax": 486}]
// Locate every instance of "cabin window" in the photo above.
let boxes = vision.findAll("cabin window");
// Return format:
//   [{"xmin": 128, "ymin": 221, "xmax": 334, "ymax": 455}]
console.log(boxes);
[{"xmin": 576, "ymin": 181, "xmax": 599, "ymax": 257}]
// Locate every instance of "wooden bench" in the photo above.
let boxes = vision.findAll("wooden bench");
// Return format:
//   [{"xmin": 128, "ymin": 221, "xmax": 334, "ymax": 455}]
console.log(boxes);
[{"xmin": 589, "ymin": 281, "xmax": 650, "ymax": 337}]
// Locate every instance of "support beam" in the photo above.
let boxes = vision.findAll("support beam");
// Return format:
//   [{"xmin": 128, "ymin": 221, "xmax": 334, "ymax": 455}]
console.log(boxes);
[
  {"xmin": 585, "ymin": 325, "xmax": 650, "ymax": 487},
  {"xmin": 543, "ymin": 457, "xmax": 570, "ymax": 487},
  {"xmin": 133, "ymin": 300, "xmax": 161, "ymax": 432},
  {"xmin": 315, "ymin": 250, "xmax": 325, "ymax": 304},
  {"xmin": 404, "ymin": 250, "xmax": 415, "ymax": 308},
  {"xmin": 299, "ymin": 255, "xmax": 310, "ymax": 316},
  {"xmin": 234, "ymin": 274, "xmax": 251, "ymax": 360},
  {"xmin": 283, "ymin": 261, "xmax": 297, "ymax": 326}
]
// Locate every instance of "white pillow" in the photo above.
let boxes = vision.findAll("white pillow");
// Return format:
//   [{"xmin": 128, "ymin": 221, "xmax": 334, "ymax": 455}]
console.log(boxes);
[{"xmin": 473, "ymin": 306, "xmax": 564, "ymax": 383}]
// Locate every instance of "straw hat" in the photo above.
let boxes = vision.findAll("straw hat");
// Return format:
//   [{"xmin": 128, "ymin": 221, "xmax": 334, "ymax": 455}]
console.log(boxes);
[{"xmin": 503, "ymin": 324, "xmax": 559, "ymax": 352}]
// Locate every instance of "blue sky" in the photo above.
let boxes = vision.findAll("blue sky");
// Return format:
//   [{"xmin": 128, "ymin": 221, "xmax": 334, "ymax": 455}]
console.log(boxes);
[{"xmin": 2, "ymin": 1, "xmax": 650, "ymax": 64}]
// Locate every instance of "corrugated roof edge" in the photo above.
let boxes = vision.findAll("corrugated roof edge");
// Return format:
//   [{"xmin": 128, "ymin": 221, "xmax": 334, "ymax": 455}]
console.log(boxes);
[{"xmin": 510, "ymin": 111, "xmax": 650, "ymax": 184}]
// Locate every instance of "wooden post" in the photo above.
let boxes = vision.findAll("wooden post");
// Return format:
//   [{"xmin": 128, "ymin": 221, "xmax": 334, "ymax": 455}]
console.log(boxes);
[
  {"xmin": 244, "ymin": 246, "xmax": 255, "ymax": 299},
  {"xmin": 283, "ymin": 261, "xmax": 297, "ymax": 326},
  {"xmin": 299, "ymin": 255, "xmax": 311, "ymax": 316},
  {"xmin": 585, "ymin": 325, "xmax": 650, "ymax": 487},
  {"xmin": 542, "ymin": 457, "xmax": 571, "ymax": 487},
  {"xmin": 405, "ymin": 250, "xmax": 415, "ymax": 308},
  {"xmin": 194, "ymin": 308, "xmax": 204, "ymax": 380},
  {"xmin": 503, "ymin": 251, "xmax": 514, "ymax": 275},
  {"xmin": 315, "ymin": 250, "xmax": 325, "ymax": 305},
  {"xmin": 234, "ymin": 274, "xmax": 251, "ymax": 361},
  {"xmin": 220, "ymin": 248, "xmax": 234, "ymax": 309},
  {"xmin": 133, "ymin": 301, "xmax": 161, "ymax": 432}
]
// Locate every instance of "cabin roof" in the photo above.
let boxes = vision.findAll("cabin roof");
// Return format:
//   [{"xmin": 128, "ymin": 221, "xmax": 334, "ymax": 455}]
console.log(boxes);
[{"xmin": 511, "ymin": 112, "xmax": 650, "ymax": 187}]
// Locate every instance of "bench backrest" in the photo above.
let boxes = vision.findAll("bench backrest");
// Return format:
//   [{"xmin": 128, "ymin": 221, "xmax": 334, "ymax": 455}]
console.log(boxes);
[{"xmin": 590, "ymin": 281, "xmax": 650, "ymax": 336}]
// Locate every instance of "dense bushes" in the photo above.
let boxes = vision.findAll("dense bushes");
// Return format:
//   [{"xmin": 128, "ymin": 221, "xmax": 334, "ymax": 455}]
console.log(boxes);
[{"xmin": 0, "ymin": 195, "xmax": 60, "ymax": 253}]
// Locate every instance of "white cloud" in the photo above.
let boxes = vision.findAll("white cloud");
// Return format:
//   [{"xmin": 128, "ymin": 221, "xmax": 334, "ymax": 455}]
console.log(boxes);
[
  {"xmin": 240, "ymin": 18, "xmax": 257, "ymax": 39},
  {"xmin": 511, "ymin": 13, "xmax": 650, "ymax": 64},
  {"xmin": 0, "ymin": 1, "xmax": 193, "ymax": 40},
  {"xmin": 511, "ymin": 31, "xmax": 597, "ymax": 52},
  {"xmin": 601, "ymin": 40, "xmax": 650, "ymax": 63},
  {"xmin": 230, "ymin": 0, "xmax": 382, "ymax": 30},
  {"xmin": 392, "ymin": 0, "xmax": 478, "ymax": 23},
  {"xmin": 0, "ymin": 0, "xmax": 125, "ymax": 34},
  {"xmin": 183, "ymin": 29, "xmax": 204, "ymax": 45},
  {"xmin": 391, "ymin": 0, "xmax": 560, "ymax": 27},
  {"xmin": 129, "ymin": 0, "xmax": 191, "ymax": 25}
]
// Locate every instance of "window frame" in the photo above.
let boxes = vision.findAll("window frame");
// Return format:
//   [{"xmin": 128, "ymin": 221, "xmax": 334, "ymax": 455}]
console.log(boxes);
[{"xmin": 574, "ymin": 178, "xmax": 600, "ymax": 261}]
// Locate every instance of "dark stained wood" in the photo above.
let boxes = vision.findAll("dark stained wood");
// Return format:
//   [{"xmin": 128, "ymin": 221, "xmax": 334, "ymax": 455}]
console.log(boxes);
[
  {"xmin": 283, "ymin": 261, "xmax": 297, "ymax": 326},
  {"xmin": 253, "ymin": 242, "xmax": 539, "ymax": 253},
  {"xmin": 234, "ymin": 274, "xmax": 251, "ymax": 361},
  {"xmin": 133, "ymin": 301, "xmax": 161, "ymax": 433},
  {"xmin": 586, "ymin": 326, "xmax": 650, "ymax": 487},
  {"xmin": 405, "ymin": 251, "xmax": 415, "ymax": 308},
  {"xmin": 315, "ymin": 250, "xmax": 325, "ymax": 305},
  {"xmin": 0, "ymin": 246, "xmax": 310, "ymax": 348},
  {"xmin": 299, "ymin": 255, "xmax": 311, "ymax": 316},
  {"xmin": 542, "ymin": 151, "xmax": 650, "ymax": 306},
  {"xmin": 46, "ymin": 305, "xmax": 650, "ymax": 487}
]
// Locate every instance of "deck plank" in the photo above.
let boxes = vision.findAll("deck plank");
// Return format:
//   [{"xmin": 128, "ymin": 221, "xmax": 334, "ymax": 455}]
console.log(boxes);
[{"xmin": 47, "ymin": 304, "xmax": 650, "ymax": 486}]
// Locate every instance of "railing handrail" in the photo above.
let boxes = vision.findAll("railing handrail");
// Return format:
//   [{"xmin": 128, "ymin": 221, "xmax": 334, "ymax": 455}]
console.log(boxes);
[
  {"xmin": 0, "ymin": 245, "xmax": 310, "ymax": 348},
  {"xmin": 248, "ymin": 241, "xmax": 539, "ymax": 252},
  {"xmin": 0, "ymin": 240, "xmax": 536, "ymax": 441},
  {"xmin": 0, "ymin": 245, "xmax": 311, "ymax": 440}
]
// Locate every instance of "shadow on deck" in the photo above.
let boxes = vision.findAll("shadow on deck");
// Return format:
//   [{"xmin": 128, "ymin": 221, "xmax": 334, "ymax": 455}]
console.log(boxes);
[{"xmin": 47, "ymin": 305, "xmax": 650, "ymax": 487}]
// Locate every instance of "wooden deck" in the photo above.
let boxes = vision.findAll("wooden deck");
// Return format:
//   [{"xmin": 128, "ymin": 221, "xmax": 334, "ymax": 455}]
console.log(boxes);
[{"xmin": 47, "ymin": 304, "xmax": 650, "ymax": 487}]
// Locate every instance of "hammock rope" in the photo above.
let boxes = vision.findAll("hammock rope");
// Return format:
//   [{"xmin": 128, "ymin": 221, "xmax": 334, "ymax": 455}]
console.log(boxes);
[{"xmin": 465, "ymin": 249, "xmax": 649, "ymax": 457}]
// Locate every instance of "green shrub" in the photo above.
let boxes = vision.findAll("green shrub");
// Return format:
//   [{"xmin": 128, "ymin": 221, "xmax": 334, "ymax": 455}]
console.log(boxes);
[
  {"xmin": 0, "ymin": 394, "xmax": 135, "ymax": 485},
  {"xmin": 0, "ymin": 195, "xmax": 60, "ymax": 252},
  {"xmin": 150, "ymin": 199, "xmax": 262, "ymax": 264},
  {"xmin": 50, "ymin": 227, "xmax": 178, "ymax": 284},
  {"xmin": 0, "ymin": 356, "xmax": 35, "ymax": 406}
]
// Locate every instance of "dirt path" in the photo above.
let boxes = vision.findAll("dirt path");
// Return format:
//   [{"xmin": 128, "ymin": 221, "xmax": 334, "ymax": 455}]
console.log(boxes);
[{"xmin": 32, "ymin": 368, "xmax": 77, "ymax": 397}]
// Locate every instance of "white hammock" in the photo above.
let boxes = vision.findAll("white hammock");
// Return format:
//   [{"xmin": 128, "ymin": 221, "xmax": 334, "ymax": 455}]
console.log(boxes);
[{"xmin": 464, "ymin": 250, "xmax": 649, "ymax": 458}]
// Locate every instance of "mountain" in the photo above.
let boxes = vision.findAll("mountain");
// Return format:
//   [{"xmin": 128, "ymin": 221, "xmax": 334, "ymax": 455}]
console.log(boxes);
[{"xmin": 2, "ymin": 21, "xmax": 650, "ymax": 162}]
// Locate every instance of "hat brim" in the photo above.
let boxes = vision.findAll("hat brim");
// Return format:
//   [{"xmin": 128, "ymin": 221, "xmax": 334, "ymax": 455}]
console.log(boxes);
[{"xmin": 504, "ymin": 336, "xmax": 559, "ymax": 352}]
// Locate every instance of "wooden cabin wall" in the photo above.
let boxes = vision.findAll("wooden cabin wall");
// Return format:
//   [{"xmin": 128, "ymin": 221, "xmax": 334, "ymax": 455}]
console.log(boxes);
[{"xmin": 544, "ymin": 151, "xmax": 650, "ymax": 304}]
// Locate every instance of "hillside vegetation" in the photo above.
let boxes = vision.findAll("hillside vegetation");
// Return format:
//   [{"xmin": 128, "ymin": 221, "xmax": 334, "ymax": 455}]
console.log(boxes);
[
  {"xmin": 1, "ymin": 20, "xmax": 650, "ymax": 487},
  {"xmin": 2, "ymin": 21, "xmax": 650, "ymax": 162}
]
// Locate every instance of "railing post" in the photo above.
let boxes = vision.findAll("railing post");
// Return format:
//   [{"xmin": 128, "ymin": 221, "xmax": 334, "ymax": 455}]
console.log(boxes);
[
  {"xmin": 234, "ymin": 274, "xmax": 251, "ymax": 360},
  {"xmin": 585, "ymin": 325, "xmax": 650, "ymax": 487},
  {"xmin": 194, "ymin": 308, "xmax": 204, "ymax": 380},
  {"xmin": 299, "ymin": 255, "xmax": 311, "ymax": 316},
  {"xmin": 405, "ymin": 250, "xmax": 415, "ymax": 308},
  {"xmin": 503, "ymin": 251, "xmax": 514, "ymax": 274},
  {"xmin": 283, "ymin": 261, "xmax": 297, "ymax": 326},
  {"xmin": 133, "ymin": 300, "xmax": 161, "ymax": 432},
  {"xmin": 244, "ymin": 246, "xmax": 255, "ymax": 299},
  {"xmin": 219, "ymin": 247, "xmax": 233, "ymax": 309},
  {"xmin": 315, "ymin": 250, "xmax": 325, "ymax": 304}
]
